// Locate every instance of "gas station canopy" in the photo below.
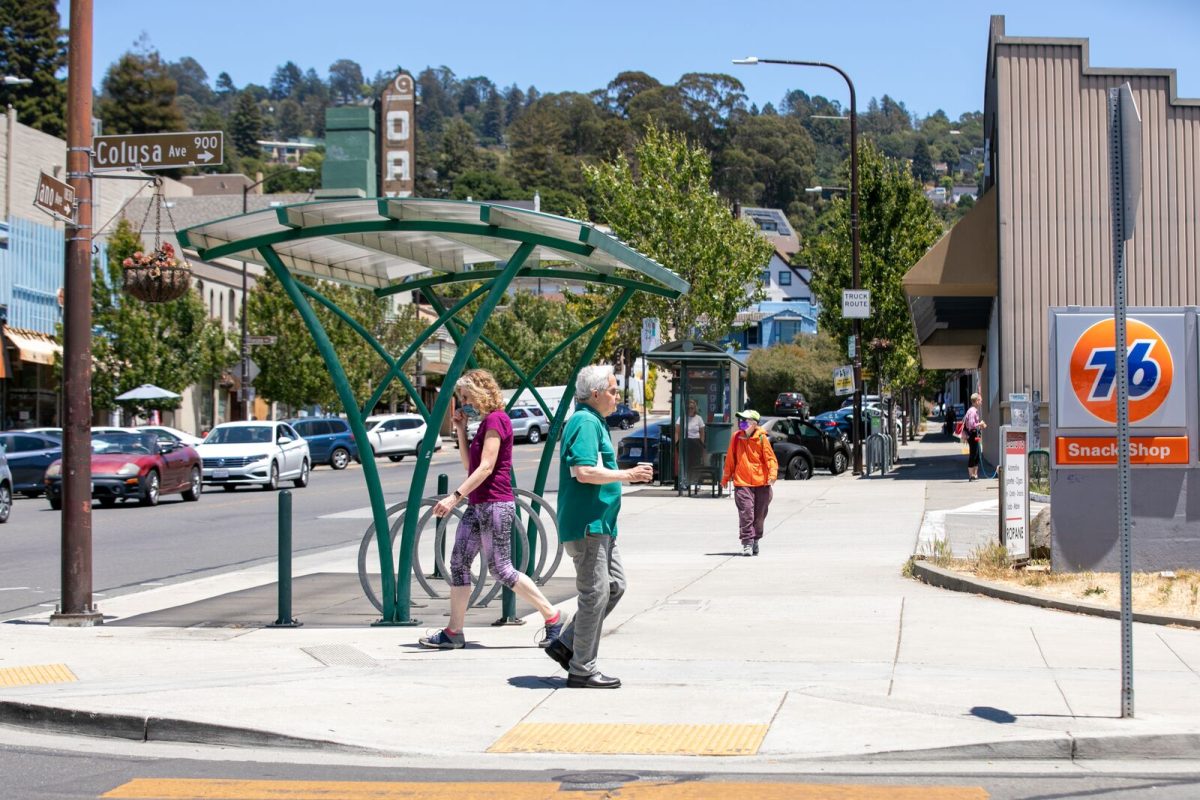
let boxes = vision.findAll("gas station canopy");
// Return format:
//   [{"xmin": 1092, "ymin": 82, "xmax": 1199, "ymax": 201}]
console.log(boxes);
[{"xmin": 179, "ymin": 198, "xmax": 688, "ymax": 296}]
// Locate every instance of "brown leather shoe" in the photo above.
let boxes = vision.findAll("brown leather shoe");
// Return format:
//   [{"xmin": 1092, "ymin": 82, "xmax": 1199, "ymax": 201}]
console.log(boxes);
[{"xmin": 566, "ymin": 672, "xmax": 621, "ymax": 689}]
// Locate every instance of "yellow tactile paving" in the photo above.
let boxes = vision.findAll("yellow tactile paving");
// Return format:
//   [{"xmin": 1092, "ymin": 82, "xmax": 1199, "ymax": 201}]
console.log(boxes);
[
  {"xmin": 488, "ymin": 722, "xmax": 770, "ymax": 755},
  {"xmin": 103, "ymin": 779, "xmax": 989, "ymax": 800},
  {"xmin": 0, "ymin": 662, "xmax": 77, "ymax": 687}
]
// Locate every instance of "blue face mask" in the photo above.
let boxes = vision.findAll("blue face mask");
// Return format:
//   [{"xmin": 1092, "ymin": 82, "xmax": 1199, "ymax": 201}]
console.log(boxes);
[
  {"xmin": 460, "ymin": 403, "xmax": 480, "ymax": 421},
  {"xmin": 738, "ymin": 420, "xmax": 750, "ymax": 431}
]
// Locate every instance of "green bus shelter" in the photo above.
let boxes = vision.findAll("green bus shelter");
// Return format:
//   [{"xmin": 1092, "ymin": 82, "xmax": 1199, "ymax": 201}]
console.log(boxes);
[{"xmin": 180, "ymin": 198, "xmax": 688, "ymax": 625}]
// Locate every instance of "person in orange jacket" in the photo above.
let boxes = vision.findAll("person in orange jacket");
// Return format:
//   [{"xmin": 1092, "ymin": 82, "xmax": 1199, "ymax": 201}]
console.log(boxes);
[{"xmin": 721, "ymin": 409, "xmax": 778, "ymax": 556}]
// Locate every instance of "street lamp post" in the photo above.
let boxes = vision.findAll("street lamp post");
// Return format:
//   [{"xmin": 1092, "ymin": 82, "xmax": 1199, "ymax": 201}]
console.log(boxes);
[
  {"xmin": 240, "ymin": 166, "xmax": 314, "ymax": 420},
  {"xmin": 734, "ymin": 56, "xmax": 864, "ymax": 475}
]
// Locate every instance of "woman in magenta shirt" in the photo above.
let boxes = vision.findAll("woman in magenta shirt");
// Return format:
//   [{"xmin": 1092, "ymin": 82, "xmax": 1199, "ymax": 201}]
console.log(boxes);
[{"xmin": 419, "ymin": 369, "xmax": 563, "ymax": 650}]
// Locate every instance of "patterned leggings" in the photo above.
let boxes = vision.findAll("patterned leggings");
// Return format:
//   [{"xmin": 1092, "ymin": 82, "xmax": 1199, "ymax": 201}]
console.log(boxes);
[{"xmin": 448, "ymin": 501, "xmax": 520, "ymax": 589}]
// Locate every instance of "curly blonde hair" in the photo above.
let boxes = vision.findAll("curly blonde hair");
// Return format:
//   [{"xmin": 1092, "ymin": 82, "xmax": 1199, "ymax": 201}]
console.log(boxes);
[{"xmin": 455, "ymin": 369, "xmax": 504, "ymax": 414}]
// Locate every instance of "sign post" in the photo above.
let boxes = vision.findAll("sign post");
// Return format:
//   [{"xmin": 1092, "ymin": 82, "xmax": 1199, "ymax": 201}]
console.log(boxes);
[
  {"xmin": 33, "ymin": 172, "xmax": 75, "ymax": 222},
  {"xmin": 91, "ymin": 131, "xmax": 224, "ymax": 171},
  {"xmin": 640, "ymin": 318, "xmax": 661, "ymax": 481},
  {"xmin": 1110, "ymin": 81, "xmax": 1142, "ymax": 719}
]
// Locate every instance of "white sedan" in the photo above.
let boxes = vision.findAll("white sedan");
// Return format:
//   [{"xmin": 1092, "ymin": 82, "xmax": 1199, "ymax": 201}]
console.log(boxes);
[
  {"xmin": 137, "ymin": 425, "xmax": 205, "ymax": 447},
  {"xmin": 364, "ymin": 413, "xmax": 442, "ymax": 462},
  {"xmin": 196, "ymin": 421, "xmax": 310, "ymax": 491}
]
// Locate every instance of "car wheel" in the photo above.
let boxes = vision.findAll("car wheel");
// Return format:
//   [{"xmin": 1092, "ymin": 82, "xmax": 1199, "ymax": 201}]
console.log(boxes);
[
  {"xmin": 786, "ymin": 455, "xmax": 812, "ymax": 481},
  {"xmin": 330, "ymin": 447, "xmax": 350, "ymax": 470},
  {"xmin": 48, "ymin": 495, "xmax": 62, "ymax": 511},
  {"xmin": 264, "ymin": 461, "xmax": 279, "ymax": 491},
  {"xmin": 293, "ymin": 459, "xmax": 310, "ymax": 488},
  {"xmin": 0, "ymin": 483, "xmax": 10, "ymax": 523},
  {"xmin": 139, "ymin": 470, "xmax": 161, "ymax": 506},
  {"xmin": 98, "ymin": 496, "xmax": 116, "ymax": 508},
  {"xmin": 388, "ymin": 454, "xmax": 404, "ymax": 462},
  {"xmin": 619, "ymin": 419, "xmax": 631, "ymax": 430},
  {"xmin": 222, "ymin": 484, "xmax": 237, "ymax": 492},
  {"xmin": 182, "ymin": 466, "xmax": 202, "ymax": 501},
  {"xmin": 830, "ymin": 450, "xmax": 848, "ymax": 476},
  {"xmin": 527, "ymin": 426, "xmax": 541, "ymax": 445}
]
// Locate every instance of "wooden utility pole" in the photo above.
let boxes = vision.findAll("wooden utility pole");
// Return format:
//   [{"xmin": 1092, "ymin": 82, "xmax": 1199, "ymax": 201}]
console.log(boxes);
[{"xmin": 50, "ymin": 0, "xmax": 101, "ymax": 626}]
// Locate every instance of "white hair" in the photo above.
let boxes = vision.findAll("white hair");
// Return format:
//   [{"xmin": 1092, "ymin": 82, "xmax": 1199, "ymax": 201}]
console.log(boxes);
[{"xmin": 574, "ymin": 364, "xmax": 614, "ymax": 401}]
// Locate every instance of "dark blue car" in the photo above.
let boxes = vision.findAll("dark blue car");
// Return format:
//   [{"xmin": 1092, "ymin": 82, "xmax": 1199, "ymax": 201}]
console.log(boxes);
[
  {"xmin": 606, "ymin": 403, "xmax": 641, "ymax": 429},
  {"xmin": 287, "ymin": 417, "xmax": 359, "ymax": 470},
  {"xmin": 0, "ymin": 431, "xmax": 62, "ymax": 497}
]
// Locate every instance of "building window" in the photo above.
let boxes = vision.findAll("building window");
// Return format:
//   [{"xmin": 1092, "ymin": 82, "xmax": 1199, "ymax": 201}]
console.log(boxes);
[
  {"xmin": 747, "ymin": 326, "xmax": 760, "ymax": 346},
  {"xmin": 761, "ymin": 271, "xmax": 770, "ymax": 285},
  {"xmin": 778, "ymin": 271, "xmax": 793, "ymax": 286}
]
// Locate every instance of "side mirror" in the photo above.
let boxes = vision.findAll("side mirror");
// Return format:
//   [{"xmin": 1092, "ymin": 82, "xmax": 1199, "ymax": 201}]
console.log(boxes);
[
  {"xmin": 278, "ymin": 435, "xmax": 293, "ymax": 444},
  {"xmin": 158, "ymin": 441, "xmax": 178, "ymax": 454}
]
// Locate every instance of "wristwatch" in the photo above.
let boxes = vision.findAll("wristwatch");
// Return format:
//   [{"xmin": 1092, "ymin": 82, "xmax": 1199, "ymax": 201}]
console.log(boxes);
[{"xmin": 452, "ymin": 489, "xmax": 464, "ymax": 500}]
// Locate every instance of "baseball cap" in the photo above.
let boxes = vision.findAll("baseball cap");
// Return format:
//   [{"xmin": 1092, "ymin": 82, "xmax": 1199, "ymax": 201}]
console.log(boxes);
[{"xmin": 735, "ymin": 409, "xmax": 760, "ymax": 421}]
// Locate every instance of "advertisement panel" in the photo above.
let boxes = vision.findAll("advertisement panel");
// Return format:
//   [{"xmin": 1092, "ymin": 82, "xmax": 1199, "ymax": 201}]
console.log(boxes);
[{"xmin": 1002, "ymin": 427, "xmax": 1030, "ymax": 560}]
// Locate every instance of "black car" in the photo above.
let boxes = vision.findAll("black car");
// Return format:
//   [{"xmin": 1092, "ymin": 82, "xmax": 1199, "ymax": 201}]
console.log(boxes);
[
  {"xmin": 0, "ymin": 431, "xmax": 62, "ymax": 497},
  {"xmin": 615, "ymin": 420, "xmax": 669, "ymax": 476},
  {"xmin": 606, "ymin": 403, "xmax": 640, "ymax": 429},
  {"xmin": 773, "ymin": 392, "xmax": 808, "ymax": 419},
  {"xmin": 760, "ymin": 415, "xmax": 851, "ymax": 479}
]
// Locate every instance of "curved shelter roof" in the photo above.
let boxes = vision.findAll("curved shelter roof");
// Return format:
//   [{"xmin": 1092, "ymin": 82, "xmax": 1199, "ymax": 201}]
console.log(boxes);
[{"xmin": 178, "ymin": 198, "xmax": 688, "ymax": 297}]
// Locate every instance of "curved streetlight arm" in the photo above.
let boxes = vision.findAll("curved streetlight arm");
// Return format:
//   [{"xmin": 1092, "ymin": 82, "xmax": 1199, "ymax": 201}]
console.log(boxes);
[{"xmin": 733, "ymin": 55, "xmax": 864, "ymax": 476}]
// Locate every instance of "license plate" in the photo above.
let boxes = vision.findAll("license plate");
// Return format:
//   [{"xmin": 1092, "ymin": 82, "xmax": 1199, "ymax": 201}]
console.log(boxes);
[
  {"xmin": 213, "ymin": 469, "xmax": 229, "ymax": 479},
  {"xmin": 627, "ymin": 447, "xmax": 641, "ymax": 458}
]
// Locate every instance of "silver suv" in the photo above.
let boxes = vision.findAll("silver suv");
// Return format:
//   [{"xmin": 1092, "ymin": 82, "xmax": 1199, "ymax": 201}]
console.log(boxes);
[
  {"xmin": 0, "ymin": 444, "xmax": 12, "ymax": 523},
  {"xmin": 467, "ymin": 405, "xmax": 549, "ymax": 445}
]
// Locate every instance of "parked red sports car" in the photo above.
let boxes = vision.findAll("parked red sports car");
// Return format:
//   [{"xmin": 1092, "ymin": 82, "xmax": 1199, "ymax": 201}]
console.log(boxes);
[{"xmin": 43, "ymin": 430, "xmax": 202, "ymax": 509}]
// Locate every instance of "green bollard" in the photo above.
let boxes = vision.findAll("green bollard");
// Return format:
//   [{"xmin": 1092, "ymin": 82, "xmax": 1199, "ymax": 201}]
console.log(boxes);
[
  {"xmin": 269, "ymin": 490, "xmax": 301, "ymax": 628},
  {"xmin": 430, "ymin": 474, "xmax": 449, "ymax": 579}
]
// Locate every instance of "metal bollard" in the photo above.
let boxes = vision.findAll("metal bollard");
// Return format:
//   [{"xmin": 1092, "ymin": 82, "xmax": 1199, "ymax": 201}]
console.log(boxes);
[{"xmin": 269, "ymin": 490, "xmax": 301, "ymax": 628}]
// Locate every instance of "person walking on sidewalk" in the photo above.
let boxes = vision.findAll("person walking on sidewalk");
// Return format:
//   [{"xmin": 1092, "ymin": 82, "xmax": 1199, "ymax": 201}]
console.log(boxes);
[
  {"xmin": 543, "ymin": 365, "xmax": 653, "ymax": 689},
  {"xmin": 722, "ymin": 409, "xmax": 778, "ymax": 557},
  {"xmin": 963, "ymin": 392, "xmax": 987, "ymax": 482},
  {"xmin": 418, "ymin": 369, "xmax": 564, "ymax": 650}
]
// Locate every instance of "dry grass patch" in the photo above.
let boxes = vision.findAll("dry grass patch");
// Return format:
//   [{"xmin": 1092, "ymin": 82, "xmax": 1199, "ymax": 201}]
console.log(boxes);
[{"xmin": 923, "ymin": 540, "xmax": 1200, "ymax": 619}]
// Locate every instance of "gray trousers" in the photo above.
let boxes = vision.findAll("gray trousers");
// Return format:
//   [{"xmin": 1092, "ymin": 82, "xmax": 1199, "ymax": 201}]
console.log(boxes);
[{"xmin": 559, "ymin": 534, "xmax": 626, "ymax": 677}]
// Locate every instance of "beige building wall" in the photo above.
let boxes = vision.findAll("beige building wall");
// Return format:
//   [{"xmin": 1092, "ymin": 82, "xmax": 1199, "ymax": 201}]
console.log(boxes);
[{"xmin": 990, "ymin": 30, "xmax": 1200, "ymax": 407}]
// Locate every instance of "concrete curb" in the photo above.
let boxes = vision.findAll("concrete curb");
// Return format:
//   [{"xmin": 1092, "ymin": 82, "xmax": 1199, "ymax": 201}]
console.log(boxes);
[
  {"xmin": 0, "ymin": 701, "xmax": 374, "ymax": 753},
  {"xmin": 911, "ymin": 561, "xmax": 1200, "ymax": 630},
  {"xmin": 854, "ymin": 732, "xmax": 1200, "ymax": 761}
]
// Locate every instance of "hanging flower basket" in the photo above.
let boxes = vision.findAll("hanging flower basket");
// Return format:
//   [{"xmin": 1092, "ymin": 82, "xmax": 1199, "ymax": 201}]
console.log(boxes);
[{"xmin": 122, "ymin": 241, "xmax": 191, "ymax": 303}]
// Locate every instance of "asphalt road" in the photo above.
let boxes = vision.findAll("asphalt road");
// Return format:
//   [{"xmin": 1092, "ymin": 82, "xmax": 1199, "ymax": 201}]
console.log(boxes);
[{"xmin": 0, "ymin": 437, "xmax": 564, "ymax": 622}]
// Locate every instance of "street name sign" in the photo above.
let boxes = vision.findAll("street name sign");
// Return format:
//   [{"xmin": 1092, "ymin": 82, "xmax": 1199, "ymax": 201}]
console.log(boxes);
[
  {"xmin": 33, "ymin": 172, "xmax": 75, "ymax": 222},
  {"xmin": 92, "ymin": 131, "xmax": 224, "ymax": 171},
  {"xmin": 842, "ymin": 289, "xmax": 870, "ymax": 319},
  {"xmin": 246, "ymin": 336, "xmax": 278, "ymax": 346}
]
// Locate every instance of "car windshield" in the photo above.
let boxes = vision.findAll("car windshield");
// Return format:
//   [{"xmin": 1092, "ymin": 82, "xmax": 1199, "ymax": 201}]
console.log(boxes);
[
  {"xmin": 205, "ymin": 425, "xmax": 273, "ymax": 444},
  {"xmin": 92, "ymin": 432, "xmax": 157, "ymax": 455}
]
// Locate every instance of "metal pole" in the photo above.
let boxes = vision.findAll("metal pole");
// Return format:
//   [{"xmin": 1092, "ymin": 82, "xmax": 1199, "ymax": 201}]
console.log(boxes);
[
  {"xmin": 241, "ymin": 186, "xmax": 250, "ymax": 421},
  {"xmin": 269, "ymin": 490, "xmax": 301, "ymax": 627},
  {"xmin": 51, "ymin": 0, "xmax": 100, "ymax": 627}
]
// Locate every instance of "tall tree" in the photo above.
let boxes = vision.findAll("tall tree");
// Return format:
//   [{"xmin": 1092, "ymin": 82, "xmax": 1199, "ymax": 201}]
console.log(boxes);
[
  {"xmin": 270, "ymin": 61, "xmax": 303, "ymax": 100},
  {"xmin": 167, "ymin": 56, "xmax": 213, "ymax": 105},
  {"xmin": 90, "ymin": 220, "xmax": 233, "ymax": 413},
  {"xmin": 229, "ymin": 91, "xmax": 264, "ymax": 158},
  {"xmin": 0, "ymin": 0, "xmax": 66, "ymax": 137},
  {"xmin": 97, "ymin": 48, "xmax": 184, "ymax": 135},
  {"xmin": 802, "ymin": 139, "xmax": 942, "ymax": 388},
  {"xmin": 584, "ymin": 124, "xmax": 774, "ymax": 345},
  {"xmin": 328, "ymin": 58, "xmax": 365, "ymax": 105}
]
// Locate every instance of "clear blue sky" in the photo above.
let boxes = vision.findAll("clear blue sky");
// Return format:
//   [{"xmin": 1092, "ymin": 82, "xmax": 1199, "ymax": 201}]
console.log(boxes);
[{"xmin": 67, "ymin": 0, "xmax": 1199, "ymax": 121}]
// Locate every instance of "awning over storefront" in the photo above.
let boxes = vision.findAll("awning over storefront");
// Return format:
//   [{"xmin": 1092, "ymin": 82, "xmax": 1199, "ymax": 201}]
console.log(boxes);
[
  {"xmin": 3, "ymin": 327, "xmax": 61, "ymax": 366},
  {"xmin": 902, "ymin": 188, "xmax": 998, "ymax": 369}
]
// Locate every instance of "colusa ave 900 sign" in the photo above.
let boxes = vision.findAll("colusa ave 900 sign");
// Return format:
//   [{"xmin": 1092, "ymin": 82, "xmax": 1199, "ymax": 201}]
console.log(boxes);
[{"xmin": 92, "ymin": 131, "xmax": 224, "ymax": 170}]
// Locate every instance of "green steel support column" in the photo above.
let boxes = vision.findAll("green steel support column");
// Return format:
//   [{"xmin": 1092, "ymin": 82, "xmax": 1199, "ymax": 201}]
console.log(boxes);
[
  {"xmin": 363, "ymin": 284, "xmax": 491, "ymax": 415},
  {"xmin": 297, "ymin": 282, "xmax": 429, "ymax": 419},
  {"xmin": 525, "ymin": 288, "xmax": 637, "ymax": 565},
  {"xmin": 396, "ymin": 244, "xmax": 535, "ymax": 623},
  {"xmin": 421, "ymin": 289, "xmax": 481, "ymax": 372},
  {"xmin": 258, "ymin": 246, "xmax": 400, "ymax": 624}
]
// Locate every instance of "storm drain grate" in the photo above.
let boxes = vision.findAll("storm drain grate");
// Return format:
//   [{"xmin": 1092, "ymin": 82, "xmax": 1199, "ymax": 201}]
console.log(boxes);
[
  {"xmin": 300, "ymin": 645, "xmax": 379, "ymax": 668},
  {"xmin": 0, "ymin": 663, "xmax": 77, "ymax": 687}
]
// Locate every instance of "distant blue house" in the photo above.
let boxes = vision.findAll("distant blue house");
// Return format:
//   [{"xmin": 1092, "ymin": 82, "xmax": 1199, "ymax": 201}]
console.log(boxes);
[{"xmin": 724, "ymin": 300, "xmax": 819, "ymax": 353}]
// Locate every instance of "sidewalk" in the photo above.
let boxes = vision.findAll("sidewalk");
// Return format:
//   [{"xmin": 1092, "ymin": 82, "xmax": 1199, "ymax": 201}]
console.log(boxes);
[{"xmin": 2, "ymin": 428, "xmax": 1200, "ymax": 769}]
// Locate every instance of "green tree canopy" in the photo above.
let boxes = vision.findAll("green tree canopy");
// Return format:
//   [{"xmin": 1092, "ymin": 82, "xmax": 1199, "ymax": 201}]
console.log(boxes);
[
  {"xmin": 746, "ymin": 333, "xmax": 845, "ymax": 415},
  {"xmin": 90, "ymin": 220, "xmax": 233, "ymax": 412},
  {"xmin": 0, "ymin": 0, "xmax": 66, "ymax": 137},
  {"xmin": 584, "ymin": 123, "xmax": 774, "ymax": 346},
  {"xmin": 97, "ymin": 46, "xmax": 185, "ymax": 135},
  {"xmin": 801, "ymin": 139, "xmax": 943, "ymax": 392}
]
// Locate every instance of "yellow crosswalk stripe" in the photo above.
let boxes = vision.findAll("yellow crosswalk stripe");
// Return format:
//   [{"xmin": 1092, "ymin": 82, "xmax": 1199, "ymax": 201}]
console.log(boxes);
[
  {"xmin": 102, "ymin": 778, "xmax": 990, "ymax": 799},
  {"xmin": 488, "ymin": 722, "xmax": 769, "ymax": 755}
]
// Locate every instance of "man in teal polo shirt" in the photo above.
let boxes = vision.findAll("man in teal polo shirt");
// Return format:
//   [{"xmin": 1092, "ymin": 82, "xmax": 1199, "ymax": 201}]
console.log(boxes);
[{"xmin": 544, "ymin": 364, "xmax": 652, "ymax": 689}]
